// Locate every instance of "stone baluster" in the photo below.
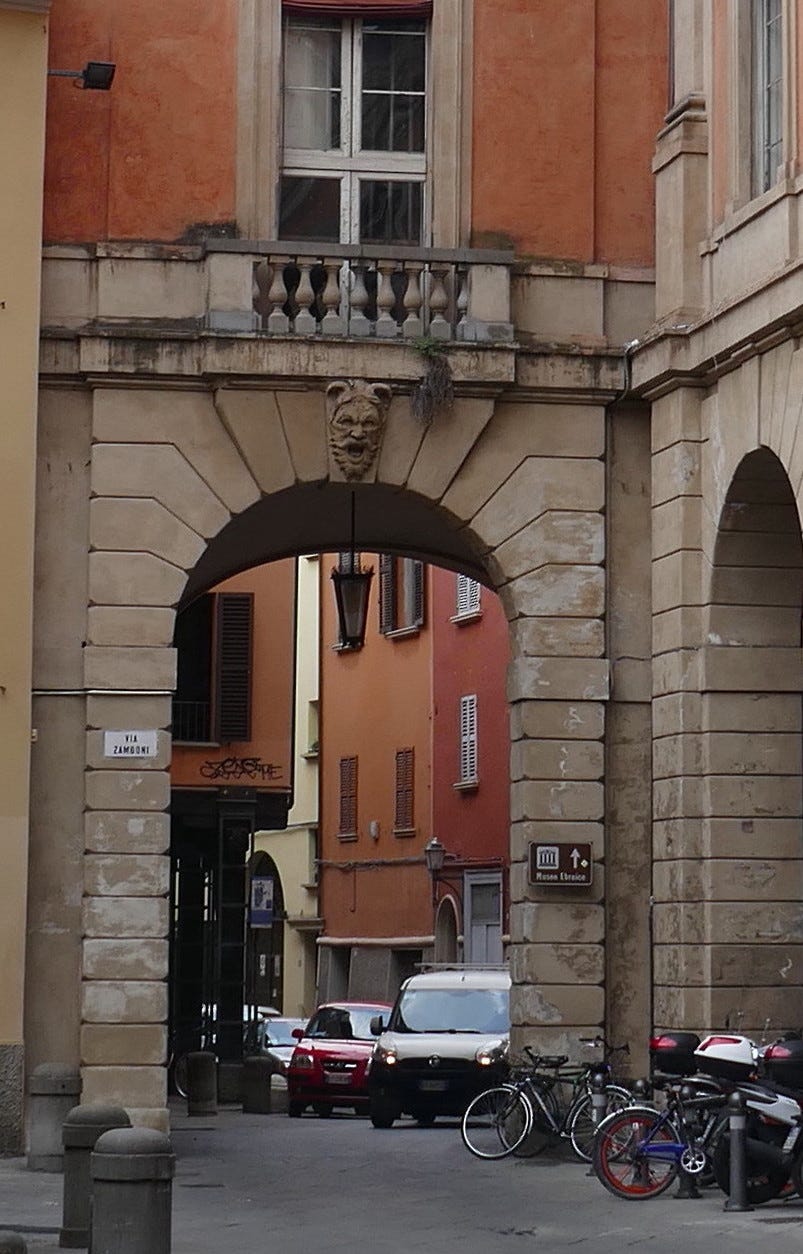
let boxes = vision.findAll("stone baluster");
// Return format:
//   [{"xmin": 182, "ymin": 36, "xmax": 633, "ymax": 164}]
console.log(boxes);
[
  {"xmin": 455, "ymin": 265, "xmax": 469, "ymax": 340},
  {"xmin": 428, "ymin": 266, "xmax": 452, "ymax": 341},
  {"xmin": 266, "ymin": 257, "xmax": 290, "ymax": 334},
  {"xmin": 375, "ymin": 261, "xmax": 399, "ymax": 338},
  {"xmin": 348, "ymin": 264, "xmax": 371, "ymax": 337},
  {"xmin": 293, "ymin": 260, "xmax": 318, "ymax": 335},
  {"xmin": 402, "ymin": 262, "xmax": 424, "ymax": 339},
  {"xmin": 253, "ymin": 259, "xmax": 272, "ymax": 327},
  {"xmin": 321, "ymin": 260, "xmax": 345, "ymax": 336}
]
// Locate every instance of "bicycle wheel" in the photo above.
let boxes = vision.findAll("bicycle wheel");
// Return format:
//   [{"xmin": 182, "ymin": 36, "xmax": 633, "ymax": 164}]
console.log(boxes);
[
  {"xmin": 593, "ymin": 1107, "xmax": 680, "ymax": 1199},
  {"xmin": 568, "ymin": 1084, "xmax": 632, "ymax": 1163},
  {"xmin": 171, "ymin": 1051, "xmax": 189, "ymax": 1099},
  {"xmin": 461, "ymin": 1086, "xmax": 533, "ymax": 1160}
]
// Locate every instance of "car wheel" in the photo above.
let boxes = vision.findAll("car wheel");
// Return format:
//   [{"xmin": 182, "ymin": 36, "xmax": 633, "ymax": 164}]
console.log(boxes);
[
  {"xmin": 313, "ymin": 1103, "xmax": 333, "ymax": 1118},
  {"xmin": 370, "ymin": 1094, "xmax": 400, "ymax": 1129},
  {"xmin": 288, "ymin": 1101, "xmax": 305, "ymax": 1118}
]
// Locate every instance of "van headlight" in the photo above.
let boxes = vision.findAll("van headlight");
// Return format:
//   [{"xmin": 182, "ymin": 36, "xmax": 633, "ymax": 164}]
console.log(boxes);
[
  {"xmin": 476, "ymin": 1038, "xmax": 507, "ymax": 1067},
  {"xmin": 374, "ymin": 1044, "xmax": 398, "ymax": 1066}
]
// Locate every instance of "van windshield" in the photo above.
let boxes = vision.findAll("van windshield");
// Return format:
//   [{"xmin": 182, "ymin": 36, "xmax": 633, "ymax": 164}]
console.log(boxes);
[{"xmin": 391, "ymin": 987, "xmax": 509, "ymax": 1034}]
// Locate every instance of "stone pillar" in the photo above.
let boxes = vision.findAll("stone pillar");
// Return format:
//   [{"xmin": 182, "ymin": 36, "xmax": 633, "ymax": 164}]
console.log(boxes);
[
  {"xmin": 653, "ymin": 0, "xmax": 707, "ymax": 323},
  {"xmin": 81, "ymin": 692, "xmax": 174, "ymax": 1130},
  {"xmin": 27, "ymin": 1064, "xmax": 81, "ymax": 1171},
  {"xmin": 651, "ymin": 387, "xmax": 706, "ymax": 1031},
  {"xmin": 605, "ymin": 405, "xmax": 653, "ymax": 1077},
  {"xmin": 501, "ymin": 406, "xmax": 608, "ymax": 1053}
]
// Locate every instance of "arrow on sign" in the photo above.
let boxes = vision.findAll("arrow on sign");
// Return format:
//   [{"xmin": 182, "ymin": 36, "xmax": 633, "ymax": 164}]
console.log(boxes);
[{"xmin": 570, "ymin": 848, "xmax": 581, "ymax": 868}]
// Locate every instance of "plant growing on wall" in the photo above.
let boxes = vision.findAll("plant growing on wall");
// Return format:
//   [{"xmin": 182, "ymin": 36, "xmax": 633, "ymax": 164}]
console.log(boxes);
[{"xmin": 410, "ymin": 337, "xmax": 454, "ymax": 427}]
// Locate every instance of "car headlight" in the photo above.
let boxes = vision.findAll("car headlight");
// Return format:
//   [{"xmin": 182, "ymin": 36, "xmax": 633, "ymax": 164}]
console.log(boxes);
[
  {"xmin": 373, "ymin": 1044, "xmax": 398, "ymax": 1065},
  {"xmin": 291, "ymin": 1053, "xmax": 315, "ymax": 1071},
  {"xmin": 476, "ymin": 1038, "xmax": 508, "ymax": 1067}
]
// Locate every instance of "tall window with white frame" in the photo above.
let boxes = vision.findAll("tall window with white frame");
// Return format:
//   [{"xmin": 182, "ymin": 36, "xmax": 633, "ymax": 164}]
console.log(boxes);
[
  {"xmin": 280, "ymin": 13, "xmax": 428, "ymax": 245},
  {"xmin": 752, "ymin": 0, "xmax": 783, "ymax": 195}
]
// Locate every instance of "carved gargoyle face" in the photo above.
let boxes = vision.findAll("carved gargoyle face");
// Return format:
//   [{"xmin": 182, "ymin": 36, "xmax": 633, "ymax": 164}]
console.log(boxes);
[{"xmin": 327, "ymin": 380, "xmax": 392, "ymax": 480}]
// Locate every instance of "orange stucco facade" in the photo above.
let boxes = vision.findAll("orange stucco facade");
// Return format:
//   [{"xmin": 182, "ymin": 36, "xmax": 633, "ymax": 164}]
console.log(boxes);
[
  {"xmin": 319, "ymin": 555, "xmax": 434, "ymax": 941},
  {"xmin": 44, "ymin": 0, "xmax": 237, "ymax": 242},
  {"xmin": 471, "ymin": 0, "xmax": 667, "ymax": 263},
  {"xmin": 171, "ymin": 560, "xmax": 296, "ymax": 795}
]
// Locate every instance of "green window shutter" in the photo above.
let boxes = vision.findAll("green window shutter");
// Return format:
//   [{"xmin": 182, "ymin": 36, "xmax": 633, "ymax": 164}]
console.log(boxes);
[{"xmin": 215, "ymin": 592, "xmax": 254, "ymax": 743}]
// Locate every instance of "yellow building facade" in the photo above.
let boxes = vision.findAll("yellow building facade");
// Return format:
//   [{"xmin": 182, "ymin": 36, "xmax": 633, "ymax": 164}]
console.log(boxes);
[{"xmin": 0, "ymin": 0, "xmax": 49, "ymax": 1152}]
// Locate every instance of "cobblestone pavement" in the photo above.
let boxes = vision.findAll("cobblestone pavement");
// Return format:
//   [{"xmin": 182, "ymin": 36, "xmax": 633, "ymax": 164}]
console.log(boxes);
[{"xmin": 2, "ymin": 1104, "xmax": 803, "ymax": 1254}]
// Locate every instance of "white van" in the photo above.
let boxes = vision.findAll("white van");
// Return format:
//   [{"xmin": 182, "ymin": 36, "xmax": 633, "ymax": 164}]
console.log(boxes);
[{"xmin": 367, "ymin": 967, "xmax": 510, "ymax": 1128}]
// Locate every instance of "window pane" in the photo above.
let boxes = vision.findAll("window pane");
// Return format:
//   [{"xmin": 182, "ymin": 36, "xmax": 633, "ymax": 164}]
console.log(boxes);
[
  {"xmin": 279, "ymin": 176, "xmax": 341, "ymax": 242},
  {"xmin": 362, "ymin": 22, "xmax": 425, "ymax": 93},
  {"xmin": 284, "ymin": 21, "xmax": 342, "ymax": 149},
  {"xmin": 362, "ymin": 93, "xmax": 424, "ymax": 153},
  {"xmin": 285, "ymin": 89, "xmax": 341, "ymax": 150},
  {"xmin": 361, "ymin": 23, "xmax": 425, "ymax": 154},
  {"xmin": 359, "ymin": 180, "xmax": 422, "ymax": 245}
]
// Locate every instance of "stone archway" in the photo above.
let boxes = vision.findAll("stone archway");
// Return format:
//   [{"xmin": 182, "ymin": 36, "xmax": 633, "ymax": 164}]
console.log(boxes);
[
  {"xmin": 700, "ymin": 448, "xmax": 803, "ymax": 1033},
  {"xmin": 30, "ymin": 373, "xmax": 616, "ymax": 1129}
]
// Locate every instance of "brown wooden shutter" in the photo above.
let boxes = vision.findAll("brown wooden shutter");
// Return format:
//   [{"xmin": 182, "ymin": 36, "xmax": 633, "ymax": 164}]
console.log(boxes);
[
  {"xmin": 215, "ymin": 592, "xmax": 254, "ymax": 743},
  {"xmin": 339, "ymin": 756, "xmax": 358, "ymax": 835},
  {"xmin": 394, "ymin": 748, "xmax": 414, "ymax": 831},
  {"xmin": 379, "ymin": 554, "xmax": 395, "ymax": 634}
]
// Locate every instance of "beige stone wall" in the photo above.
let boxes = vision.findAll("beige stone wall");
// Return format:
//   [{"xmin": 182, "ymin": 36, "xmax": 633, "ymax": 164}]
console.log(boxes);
[{"xmin": 647, "ymin": 336, "xmax": 803, "ymax": 1037}]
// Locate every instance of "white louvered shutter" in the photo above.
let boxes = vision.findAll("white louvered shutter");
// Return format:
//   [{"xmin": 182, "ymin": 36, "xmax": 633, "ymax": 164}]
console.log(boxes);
[{"xmin": 459, "ymin": 694, "xmax": 478, "ymax": 783}]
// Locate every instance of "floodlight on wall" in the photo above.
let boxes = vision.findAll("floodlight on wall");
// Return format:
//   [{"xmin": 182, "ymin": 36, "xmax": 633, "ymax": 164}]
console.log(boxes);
[{"xmin": 48, "ymin": 61, "xmax": 116, "ymax": 91}]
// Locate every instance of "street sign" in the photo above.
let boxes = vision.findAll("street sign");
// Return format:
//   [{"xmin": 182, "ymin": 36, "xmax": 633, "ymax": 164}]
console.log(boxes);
[
  {"xmin": 250, "ymin": 876, "xmax": 274, "ymax": 927},
  {"xmin": 529, "ymin": 842, "xmax": 593, "ymax": 886},
  {"xmin": 103, "ymin": 730, "xmax": 158, "ymax": 759}
]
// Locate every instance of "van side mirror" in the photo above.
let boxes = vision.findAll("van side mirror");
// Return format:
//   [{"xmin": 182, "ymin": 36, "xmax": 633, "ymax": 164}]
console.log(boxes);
[{"xmin": 370, "ymin": 1015, "xmax": 384, "ymax": 1035}]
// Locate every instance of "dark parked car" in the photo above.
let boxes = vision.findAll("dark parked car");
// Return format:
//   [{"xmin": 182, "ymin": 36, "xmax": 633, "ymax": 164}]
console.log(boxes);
[{"xmin": 287, "ymin": 1001, "xmax": 392, "ymax": 1118}]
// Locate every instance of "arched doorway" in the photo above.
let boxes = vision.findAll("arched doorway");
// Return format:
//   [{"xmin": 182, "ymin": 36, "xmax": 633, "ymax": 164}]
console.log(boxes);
[
  {"xmin": 434, "ymin": 896, "xmax": 459, "ymax": 964},
  {"xmin": 29, "ymin": 376, "xmax": 615, "ymax": 1126},
  {"xmin": 702, "ymin": 447, "xmax": 803, "ymax": 1032}
]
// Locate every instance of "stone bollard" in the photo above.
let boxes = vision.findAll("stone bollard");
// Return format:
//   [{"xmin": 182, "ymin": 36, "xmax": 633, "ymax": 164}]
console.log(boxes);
[
  {"xmin": 0, "ymin": 1235, "xmax": 28, "ymax": 1254},
  {"xmin": 584, "ymin": 1071, "xmax": 609, "ymax": 1177},
  {"xmin": 723, "ymin": 1090, "xmax": 753, "ymax": 1212},
  {"xmin": 91, "ymin": 1128, "xmax": 175, "ymax": 1254},
  {"xmin": 60, "ymin": 1105, "xmax": 130, "ymax": 1248},
  {"xmin": 242, "ymin": 1056, "xmax": 273, "ymax": 1115},
  {"xmin": 185, "ymin": 1051, "xmax": 217, "ymax": 1117},
  {"xmin": 27, "ymin": 1064, "xmax": 81, "ymax": 1172},
  {"xmin": 674, "ymin": 1085, "xmax": 701, "ymax": 1200}
]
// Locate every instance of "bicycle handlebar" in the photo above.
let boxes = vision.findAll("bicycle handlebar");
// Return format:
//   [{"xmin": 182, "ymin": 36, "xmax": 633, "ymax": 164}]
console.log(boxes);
[{"xmin": 578, "ymin": 1036, "xmax": 630, "ymax": 1056}]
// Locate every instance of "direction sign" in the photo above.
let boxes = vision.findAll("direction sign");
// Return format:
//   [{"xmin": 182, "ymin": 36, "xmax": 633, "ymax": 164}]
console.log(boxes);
[{"xmin": 529, "ymin": 842, "xmax": 593, "ymax": 886}]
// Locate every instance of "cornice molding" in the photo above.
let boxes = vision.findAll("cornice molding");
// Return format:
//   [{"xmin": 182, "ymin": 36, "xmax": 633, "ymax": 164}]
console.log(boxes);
[{"xmin": 0, "ymin": 1, "xmax": 51, "ymax": 12}]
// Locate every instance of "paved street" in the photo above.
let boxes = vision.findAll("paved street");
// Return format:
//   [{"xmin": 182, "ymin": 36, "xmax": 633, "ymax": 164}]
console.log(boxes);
[{"xmin": 3, "ymin": 1103, "xmax": 803, "ymax": 1254}]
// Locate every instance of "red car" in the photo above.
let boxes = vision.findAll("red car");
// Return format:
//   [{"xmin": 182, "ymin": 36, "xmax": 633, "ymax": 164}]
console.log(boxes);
[{"xmin": 287, "ymin": 1001, "xmax": 392, "ymax": 1118}]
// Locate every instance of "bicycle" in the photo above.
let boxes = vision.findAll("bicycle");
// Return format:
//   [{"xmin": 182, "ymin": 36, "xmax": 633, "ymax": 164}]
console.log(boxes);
[
  {"xmin": 461, "ymin": 1039, "xmax": 631, "ymax": 1162},
  {"xmin": 591, "ymin": 1077, "xmax": 727, "ymax": 1200}
]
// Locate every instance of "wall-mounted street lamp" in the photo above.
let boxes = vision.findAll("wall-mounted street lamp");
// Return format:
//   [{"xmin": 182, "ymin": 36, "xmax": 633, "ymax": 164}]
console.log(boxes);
[
  {"xmin": 424, "ymin": 836, "xmax": 456, "ymax": 907},
  {"xmin": 48, "ymin": 61, "xmax": 116, "ymax": 91},
  {"xmin": 424, "ymin": 836, "xmax": 504, "ymax": 907},
  {"xmin": 330, "ymin": 493, "xmax": 373, "ymax": 650}
]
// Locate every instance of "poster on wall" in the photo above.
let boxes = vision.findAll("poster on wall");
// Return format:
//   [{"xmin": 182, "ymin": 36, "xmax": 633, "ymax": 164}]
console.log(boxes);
[{"xmin": 250, "ymin": 877, "xmax": 274, "ymax": 927}]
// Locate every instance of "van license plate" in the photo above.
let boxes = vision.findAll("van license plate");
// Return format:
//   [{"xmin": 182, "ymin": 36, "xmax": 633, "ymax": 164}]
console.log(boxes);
[{"xmin": 419, "ymin": 1079, "xmax": 448, "ymax": 1092}]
